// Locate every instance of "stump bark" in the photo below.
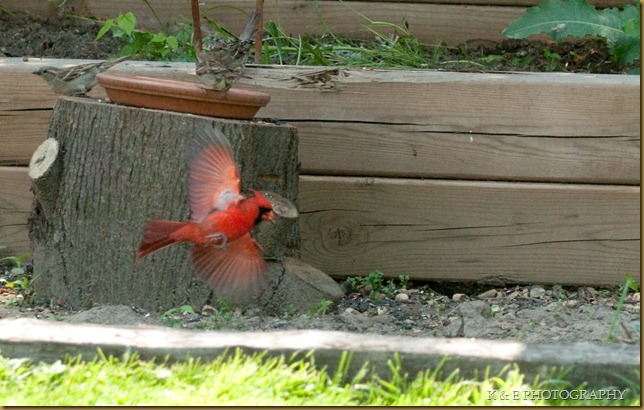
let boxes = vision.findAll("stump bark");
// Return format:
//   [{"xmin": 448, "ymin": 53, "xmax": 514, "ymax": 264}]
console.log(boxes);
[{"xmin": 28, "ymin": 97, "xmax": 301, "ymax": 310}]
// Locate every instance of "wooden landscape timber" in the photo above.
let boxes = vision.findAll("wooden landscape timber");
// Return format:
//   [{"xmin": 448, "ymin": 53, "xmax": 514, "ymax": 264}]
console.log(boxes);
[
  {"xmin": 299, "ymin": 176, "xmax": 640, "ymax": 286},
  {"xmin": 0, "ymin": 0, "xmax": 634, "ymax": 47},
  {"xmin": 2, "ymin": 60, "xmax": 640, "ymax": 174},
  {"xmin": 0, "ymin": 59, "xmax": 640, "ymax": 286}
]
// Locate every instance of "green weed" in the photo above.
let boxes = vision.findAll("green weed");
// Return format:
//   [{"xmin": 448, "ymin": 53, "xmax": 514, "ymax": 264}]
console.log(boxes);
[
  {"xmin": 96, "ymin": 11, "xmax": 194, "ymax": 61},
  {"xmin": 306, "ymin": 299, "xmax": 333, "ymax": 317},
  {"xmin": 543, "ymin": 48, "xmax": 562, "ymax": 71},
  {"xmin": 161, "ymin": 304, "xmax": 195, "ymax": 328},
  {"xmin": 605, "ymin": 274, "xmax": 639, "ymax": 342},
  {"xmin": 346, "ymin": 270, "xmax": 411, "ymax": 298},
  {"xmin": 197, "ymin": 299, "xmax": 236, "ymax": 330},
  {"xmin": 1, "ymin": 246, "xmax": 34, "ymax": 306},
  {"xmin": 0, "ymin": 245, "xmax": 29, "ymax": 275}
]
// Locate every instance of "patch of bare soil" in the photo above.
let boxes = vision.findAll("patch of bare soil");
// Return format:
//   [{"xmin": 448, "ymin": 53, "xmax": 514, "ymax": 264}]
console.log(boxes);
[
  {"xmin": 0, "ymin": 12, "xmax": 124, "ymax": 59},
  {"xmin": 0, "ymin": 11, "xmax": 639, "ymax": 345},
  {"xmin": 0, "ymin": 261, "xmax": 640, "ymax": 345}
]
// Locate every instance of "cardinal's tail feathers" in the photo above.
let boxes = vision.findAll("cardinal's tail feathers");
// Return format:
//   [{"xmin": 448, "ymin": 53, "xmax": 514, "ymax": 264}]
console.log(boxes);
[{"xmin": 136, "ymin": 220, "xmax": 188, "ymax": 259}]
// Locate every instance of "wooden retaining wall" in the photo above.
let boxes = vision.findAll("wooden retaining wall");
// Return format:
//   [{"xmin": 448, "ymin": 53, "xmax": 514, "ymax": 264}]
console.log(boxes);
[
  {"xmin": 0, "ymin": 0, "xmax": 635, "ymax": 46},
  {"xmin": 0, "ymin": 58, "xmax": 639, "ymax": 286}
]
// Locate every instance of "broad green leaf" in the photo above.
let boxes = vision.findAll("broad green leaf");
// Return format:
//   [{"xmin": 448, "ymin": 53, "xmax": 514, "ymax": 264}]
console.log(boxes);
[
  {"xmin": 150, "ymin": 32, "xmax": 166, "ymax": 43},
  {"xmin": 117, "ymin": 12, "xmax": 137, "ymax": 37},
  {"xmin": 613, "ymin": 34, "xmax": 640, "ymax": 62},
  {"xmin": 96, "ymin": 18, "xmax": 114, "ymax": 40},
  {"xmin": 165, "ymin": 35, "xmax": 179, "ymax": 50},
  {"xmin": 179, "ymin": 305, "xmax": 195, "ymax": 314},
  {"xmin": 503, "ymin": 0, "xmax": 624, "ymax": 42}
]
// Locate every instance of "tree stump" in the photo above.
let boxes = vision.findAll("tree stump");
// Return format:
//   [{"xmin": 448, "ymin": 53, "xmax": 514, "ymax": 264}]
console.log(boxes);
[{"xmin": 28, "ymin": 97, "xmax": 304, "ymax": 311}]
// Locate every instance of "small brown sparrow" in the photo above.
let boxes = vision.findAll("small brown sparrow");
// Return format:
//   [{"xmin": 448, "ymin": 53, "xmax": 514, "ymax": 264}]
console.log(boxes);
[
  {"xmin": 33, "ymin": 55, "xmax": 131, "ymax": 96},
  {"xmin": 196, "ymin": 12, "xmax": 259, "ymax": 91}
]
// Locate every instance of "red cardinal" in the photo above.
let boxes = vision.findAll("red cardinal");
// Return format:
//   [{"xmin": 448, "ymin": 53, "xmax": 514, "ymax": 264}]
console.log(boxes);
[{"xmin": 136, "ymin": 126, "xmax": 274, "ymax": 294}]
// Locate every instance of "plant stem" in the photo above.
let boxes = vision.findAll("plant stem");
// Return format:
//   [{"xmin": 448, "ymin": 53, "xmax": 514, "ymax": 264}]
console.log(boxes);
[
  {"xmin": 191, "ymin": 0, "xmax": 202, "ymax": 52},
  {"xmin": 255, "ymin": 0, "xmax": 264, "ymax": 64}
]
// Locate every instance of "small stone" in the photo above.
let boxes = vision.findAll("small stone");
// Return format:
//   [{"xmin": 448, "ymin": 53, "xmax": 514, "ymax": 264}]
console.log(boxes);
[
  {"xmin": 452, "ymin": 293, "xmax": 465, "ymax": 302},
  {"xmin": 371, "ymin": 317, "xmax": 392, "ymax": 326},
  {"xmin": 552, "ymin": 284, "xmax": 564, "ymax": 296},
  {"xmin": 395, "ymin": 293, "xmax": 410, "ymax": 302},
  {"xmin": 529, "ymin": 286, "xmax": 546, "ymax": 299},
  {"xmin": 507, "ymin": 291, "xmax": 519, "ymax": 300},
  {"xmin": 344, "ymin": 307, "xmax": 360, "ymax": 315},
  {"xmin": 478, "ymin": 289, "xmax": 497, "ymax": 299},
  {"xmin": 200, "ymin": 305, "xmax": 215, "ymax": 317},
  {"xmin": 445, "ymin": 317, "xmax": 463, "ymax": 337},
  {"xmin": 377, "ymin": 306, "xmax": 389, "ymax": 316},
  {"xmin": 458, "ymin": 300, "xmax": 492, "ymax": 318},
  {"xmin": 259, "ymin": 258, "xmax": 344, "ymax": 315},
  {"xmin": 563, "ymin": 300, "xmax": 578, "ymax": 308}
]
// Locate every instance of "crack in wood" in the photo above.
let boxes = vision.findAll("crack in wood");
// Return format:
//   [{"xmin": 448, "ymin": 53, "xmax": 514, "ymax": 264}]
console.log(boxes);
[
  {"xmin": 261, "ymin": 262, "xmax": 286, "ymax": 311},
  {"xmin": 381, "ymin": 223, "xmax": 539, "ymax": 231},
  {"xmin": 501, "ymin": 238, "xmax": 639, "ymax": 248}
]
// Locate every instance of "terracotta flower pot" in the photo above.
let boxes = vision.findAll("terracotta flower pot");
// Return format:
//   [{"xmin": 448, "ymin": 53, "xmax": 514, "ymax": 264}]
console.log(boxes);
[{"xmin": 97, "ymin": 72, "xmax": 270, "ymax": 120}]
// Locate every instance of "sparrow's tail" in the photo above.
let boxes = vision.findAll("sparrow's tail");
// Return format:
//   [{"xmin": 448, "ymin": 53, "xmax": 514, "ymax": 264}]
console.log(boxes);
[
  {"xmin": 102, "ymin": 55, "xmax": 131, "ymax": 70},
  {"xmin": 239, "ymin": 11, "xmax": 260, "ymax": 42},
  {"xmin": 136, "ymin": 220, "xmax": 188, "ymax": 259}
]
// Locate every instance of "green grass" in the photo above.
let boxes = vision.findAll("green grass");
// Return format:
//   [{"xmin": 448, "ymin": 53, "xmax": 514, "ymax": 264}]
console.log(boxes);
[{"xmin": 0, "ymin": 350, "xmax": 639, "ymax": 405}]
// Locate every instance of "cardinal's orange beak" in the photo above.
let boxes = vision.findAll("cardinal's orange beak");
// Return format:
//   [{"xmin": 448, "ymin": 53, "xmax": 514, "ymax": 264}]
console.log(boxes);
[{"xmin": 262, "ymin": 210, "xmax": 275, "ymax": 223}]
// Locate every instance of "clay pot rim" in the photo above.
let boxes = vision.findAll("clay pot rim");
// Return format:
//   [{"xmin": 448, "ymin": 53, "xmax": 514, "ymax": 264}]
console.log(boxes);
[{"xmin": 97, "ymin": 72, "xmax": 270, "ymax": 106}]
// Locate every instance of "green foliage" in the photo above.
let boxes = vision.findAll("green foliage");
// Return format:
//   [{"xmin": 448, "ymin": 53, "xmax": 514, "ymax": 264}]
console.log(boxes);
[
  {"xmin": 306, "ymin": 299, "xmax": 333, "ymax": 317},
  {"xmin": 262, "ymin": 17, "xmax": 429, "ymax": 68},
  {"xmin": 196, "ymin": 299, "xmax": 236, "ymax": 330},
  {"xmin": 503, "ymin": 0, "xmax": 641, "ymax": 63},
  {"xmin": 0, "ymin": 246, "xmax": 34, "ymax": 306},
  {"xmin": 606, "ymin": 274, "xmax": 639, "ymax": 342},
  {"xmin": 160, "ymin": 304, "xmax": 195, "ymax": 327},
  {"xmin": 0, "ymin": 245, "xmax": 29, "ymax": 275},
  {"xmin": 96, "ymin": 12, "xmax": 194, "ymax": 61},
  {"xmin": 346, "ymin": 270, "xmax": 411, "ymax": 298},
  {"xmin": 543, "ymin": 48, "xmax": 562, "ymax": 71},
  {"xmin": 490, "ymin": 304, "xmax": 501, "ymax": 317},
  {"xmin": 1, "ymin": 276, "xmax": 36, "ymax": 307},
  {"xmin": 281, "ymin": 303, "xmax": 297, "ymax": 318},
  {"xmin": 0, "ymin": 5, "xmax": 14, "ymax": 15}
]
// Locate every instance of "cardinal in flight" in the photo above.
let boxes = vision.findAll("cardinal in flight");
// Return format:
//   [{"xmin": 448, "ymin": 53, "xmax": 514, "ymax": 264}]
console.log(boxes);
[{"xmin": 136, "ymin": 125, "xmax": 274, "ymax": 294}]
